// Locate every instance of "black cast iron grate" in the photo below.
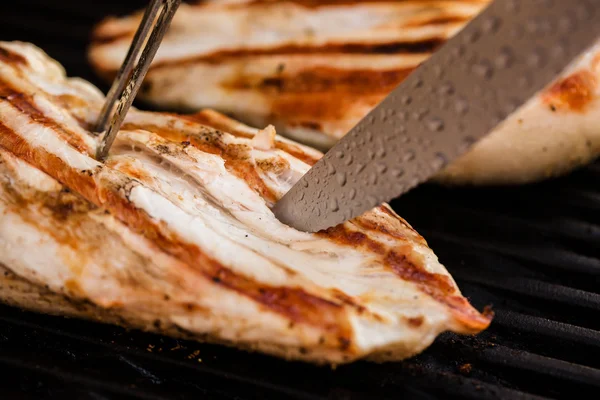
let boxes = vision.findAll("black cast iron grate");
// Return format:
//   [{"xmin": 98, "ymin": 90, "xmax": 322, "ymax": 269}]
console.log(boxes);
[{"xmin": 0, "ymin": 1, "xmax": 599, "ymax": 399}]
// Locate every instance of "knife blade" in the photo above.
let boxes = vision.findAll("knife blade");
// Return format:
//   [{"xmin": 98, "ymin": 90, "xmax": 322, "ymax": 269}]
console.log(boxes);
[{"xmin": 273, "ymin": 0, "xmax": 600, "ymax": 233}]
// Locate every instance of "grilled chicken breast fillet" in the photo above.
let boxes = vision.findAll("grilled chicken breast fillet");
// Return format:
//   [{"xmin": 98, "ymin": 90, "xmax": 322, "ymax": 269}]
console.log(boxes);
[
  {"xmin": 89, "ymin": 0, "xmax": 600, "ymax": 186},
  {"xmin": 0, "ymin": 41, "xmax": 491, "ymax": 364}
]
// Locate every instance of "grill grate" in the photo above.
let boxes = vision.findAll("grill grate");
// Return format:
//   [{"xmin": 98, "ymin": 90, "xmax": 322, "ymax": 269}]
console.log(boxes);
[{"xmin": 1, "ymin": 1, "xmax": 599, "ymax": 399}]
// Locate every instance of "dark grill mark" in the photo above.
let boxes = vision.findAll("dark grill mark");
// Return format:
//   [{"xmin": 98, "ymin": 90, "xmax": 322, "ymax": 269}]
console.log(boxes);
[
  {"xmin": 0, "ymin": 80, "xmax": 91, "ymax": 154},
  {"xmin": 0, "ymin": 47, "xmax": 27, "ymax": 66},
  {"xmin": 147, "ymin": 39, "xmax": 446, "ymax": 70}
]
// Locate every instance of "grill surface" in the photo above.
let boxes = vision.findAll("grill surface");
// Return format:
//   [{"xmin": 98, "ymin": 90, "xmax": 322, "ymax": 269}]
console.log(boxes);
[{"xmin": 0, "ymin": 1, "xmax": 599, "ymax": 399}]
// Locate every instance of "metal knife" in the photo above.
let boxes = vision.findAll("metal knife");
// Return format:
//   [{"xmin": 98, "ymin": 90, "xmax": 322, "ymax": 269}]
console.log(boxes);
[{"xmin": 273, "ymin": 0, "xmax": 600, "ymax": 233}]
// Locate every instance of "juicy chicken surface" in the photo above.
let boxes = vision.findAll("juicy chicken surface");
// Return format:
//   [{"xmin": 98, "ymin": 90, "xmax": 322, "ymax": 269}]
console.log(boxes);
[
  {"xmin": 0, "ymin": 41, "xmax": 491, "ymax": 364},
  {"xmin": 89, "ymin": 0, "xmax": 600, "ymax": 186}
]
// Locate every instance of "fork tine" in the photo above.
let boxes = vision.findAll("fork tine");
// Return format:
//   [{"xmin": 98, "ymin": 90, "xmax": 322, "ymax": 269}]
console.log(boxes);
[
  {"xmin": 94, "ymin": 0, "xmax": 163, "ymax": 134},
  {"xmin": 95, "ymin": 0, "xmax": 182, "ymax": 161}
]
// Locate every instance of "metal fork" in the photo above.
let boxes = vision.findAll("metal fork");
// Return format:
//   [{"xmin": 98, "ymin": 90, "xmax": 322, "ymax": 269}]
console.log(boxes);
[{"xmin": 94, "ymin": 0, "xmax": 181, "ymax": 161}]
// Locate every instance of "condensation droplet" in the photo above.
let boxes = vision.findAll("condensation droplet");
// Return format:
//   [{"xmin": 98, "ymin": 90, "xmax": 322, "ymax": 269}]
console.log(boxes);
[
  {"xmin": 401, "ymin": 96, "xmax": 412, "ymax": 105},
  {"xmin": 432, "ymin": 152, "xmax": 448, "ymax": 169},
  {"xmin": 299, "ymin": 192, "xmax": 305, "ymax": 201},
  {"xmin": 413, "ymin": 78, "xmax": 423, "ymax": 88},
  {"xmin": 392, "ymin": 168, "xmax": 404, "ymax": 178},
  {"xmin": 376, "ymin": 147, "xmax": 386, "ymax": 158},
  {"xmin": 335, "ymin": 151, "xmax": 344, "ymax": 159},
  {"xmin": 387, "ymin": 109, "xmax": 396, "ymax": 117},
  {"xmin": 472, "ymin": 60, "xmax": 493, "ymax": 79},
  {"xmin": 356, "ymin": 163, "xmax": 366, "ymax": 174},
  {"xmin": 349, "ymin": 188, "xmax": 357, "ymax": 200},
  {"xmin": 438, "ymin": 83, "xmax": 454, "ymax": 95},
  {"xmin": 529, "ymin": 48, "xmax": 547, "ymax": 68},
  {"xmin": 379, "ymin": 109, "xmax": 388, "ymax": 122},
  {"xmin": 337, "ymin": 172, "xmax": 347, "ymax": 186},
  {"xmin": 403, "ymin": 150, "xmax": 416, "ymax": 162},
  {"xmin": 317, "ymin": 190, "xmax": 323, "ymax": 199},
  {"xmin": 395, "ymin": 126, "xmax": 406, "ymax": 135},
  {"xmin": 315, "ymin": 177, "xmax": 320, "ymax": 184},
  {"xmin": 377, "ymin": 163, "xmax": 388, "ymax": 174},
  {"xmin": 302, "ymin": 180, "xmax": 308, "ymax": 188},
  {"xmin": 398, "ymin": 111, "xmax": 407, "ymax": 120},
  {"xmin": 366, "ymin": 131, "xmax": 373, "ymax": 142},
  {"xmin": 327, "ymin": 162, "xmax": 336, "ymax": 176},
  {"xmin": 427, "ymin": 117, "xmax": 445, "ymax": 132},
  {"xmin": 412, "ymin": 108, "xmax": 428, "ymax": 121},
  {"xmin": 369, "ymin": 173, "xmax": 378, "ymax": 185},
  {"xmin": 329, "ymin": 198, "xmax": 339, "ymax": 212},
  {"xmin": 518, "ymin": 75, "xmax": 532, "ymax": 88},
  {"xmin": 345, "ymin": 154, "xmax": 354, "ymax": 166},
  {"xmin": 455, "ymin": 98, "xmax": 469, "ymax": 115},
  {"xmin": 367, "ymin": 115, "xmax": 375, "ymax": 124},
  {"xmin": 482, "ymin": 16, "xmax": 500, "ymax": 33},
  {"xmin": 368, "ymin": 149, "xmax": 376, "ymax": 160},
  {"xmin": 451, "ymin": 44, "xmax": 465, "ymax": 58},
  {"xmin": 461, "ymin": 136, "xmax": 476, "ymax": 151},
  {"xmin": 495, "ymin": 47, "xmax": 514, "ymax": 69},
  {"xmin": 464, "ymin": 29, "xmax": 480, "ymax": 43},
  {"xmin": 558, "ymin": 16, "xmax": 574, "ymax": 32}
]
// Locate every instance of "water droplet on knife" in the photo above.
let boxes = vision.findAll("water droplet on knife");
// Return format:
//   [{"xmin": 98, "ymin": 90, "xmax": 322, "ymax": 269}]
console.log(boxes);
[
  {"xmin": 432, "ymin": 153, "xmax": 449, "ymax": 169},
  {"xmin": 482, "ymin": 16, "xmax": 500, "ymax": 33},
  {"xmin": 472, "ymin": 60, "xmax": 493, "ymax": 79},
  {"xmin": 349, "ymin": 188, "xmax": 357, "ymax": 200},
  {"xmin": 427, "ymin": 117, "xmax": 444, "ymax": 132},
  {"xmin": 455, "ymin": 98, "xmax": 469, "ymax": 114},
  {"xmin": 329, "ymin": 198, "xmax": 339, "ymax": 212},
  {"xmin": 336, "ymin": 172, "xmax": 347, "ymax": 187},
  {"xmin": 345, "ymin": 154, "xmax": 353, "ymax": 166},
  {"xmin": 377, "ymin": 163, "xmax": 388, "ymax": 174},
  {"xmin": 392, "ymin": 168, "xmax": 404, "ymax": 177},
  {"xmin": 403, "ymin": 150, "xmax": 416, "ymax": 162},
  {"xmin": 438, "ymin": 83, "xmax": 454, "ymax": 95},
  {"xmin": 495, "ymin": 47, "xmax": 514, "ymax": 68},
  {"xmin": 327, "ymin": 162, "xmax": 336, "ymax": 175},
  {"xmin": 369, "ymin": 173, "xmax": 378, "ymax": 185}
]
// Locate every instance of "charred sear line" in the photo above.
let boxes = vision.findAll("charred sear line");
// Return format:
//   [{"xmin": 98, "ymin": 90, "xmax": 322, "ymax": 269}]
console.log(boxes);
[
  {"xmin": 147, "ymin": 39, "xmax": 446, "ymax": 70},
  {"xmin": 228, "ymin": 67, "xmax": 413, "ymax": 95},
  {"xmin": 0, "ymin": 80, "xmax": 90, "ymax": 153},
  {"xmin": 403, "ymin": 15, "xmax": 470, "ymax": 28},
  {"xmin": 0, "ymin": 47, "xmax": 28, "ymax": 66}
]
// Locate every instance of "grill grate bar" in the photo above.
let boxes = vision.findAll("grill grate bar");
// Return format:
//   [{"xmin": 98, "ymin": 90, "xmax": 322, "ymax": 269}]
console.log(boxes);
[
  {"xmin": 418, "ymin": 202, "xmax": 600, "ymax": 246},
  {"xmin": 451, "ymin": 270, "xmax": 600, "ymax": 310},
  {"xmin": 491, "ymin": 310, "xmax": 600, "ymax": 348},
  {"xmin": 421, "ymin": 230, "xmax": 600, "ymax": 274},
  {"xmin": 0, "ymin": 311, "xmax": 326, "ymax": 400},
  {"xmin": 474, "ymin": 345, "xmax": 600, "ymax": 388},
  {"xmin": 0, "ymin": 355, "xmax": 171, "ymax": 400}
]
